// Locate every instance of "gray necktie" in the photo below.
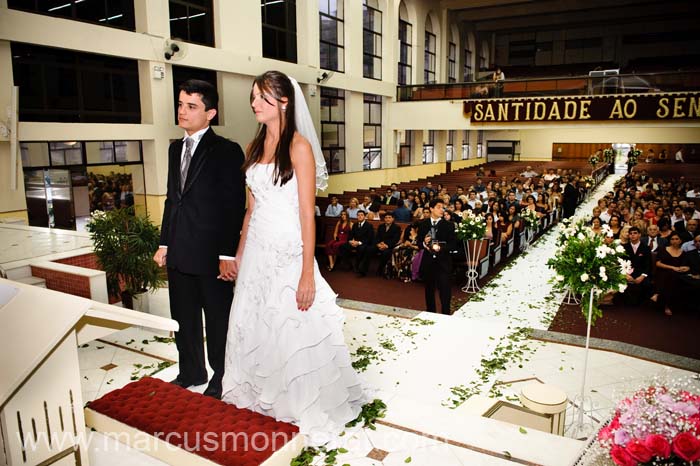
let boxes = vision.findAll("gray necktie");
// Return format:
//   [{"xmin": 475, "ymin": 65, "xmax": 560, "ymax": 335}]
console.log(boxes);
[{"xmin": 180, "ymin": 137, "xmax": 193, "ymax": 191}]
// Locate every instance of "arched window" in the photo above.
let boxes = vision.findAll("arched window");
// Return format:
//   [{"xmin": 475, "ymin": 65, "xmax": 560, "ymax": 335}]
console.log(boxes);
[{"xmin": 424, "ymin": 16, "xmax": 436, "ymax": 84}]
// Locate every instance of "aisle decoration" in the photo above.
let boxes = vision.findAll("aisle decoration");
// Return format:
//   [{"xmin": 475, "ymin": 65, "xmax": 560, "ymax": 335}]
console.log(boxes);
[
  {"xmin": 589, "ymin": 154, "xmax": 600, "ymax": 167},
  {"xmin": 603, "ymin": 148, "xmax": 615, "ymax": 164},
  {"xmin": 455, "ymin": 210, "xmax": 487, "ymax": 293},
  {"xmin": 548, "ymin": 220, "xmax": 632, "ymax": 437},
  {"xmin": 628, "ymin": 149, "xmax": 641, "ymax": 167},
  {"xmin": 520, "ymin": 208, "xmax": 539, "ymax": 251}
]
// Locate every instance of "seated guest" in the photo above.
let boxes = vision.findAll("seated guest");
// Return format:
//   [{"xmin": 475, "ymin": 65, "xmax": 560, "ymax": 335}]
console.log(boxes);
[
  {"xmin": 339, "ymin": 210, "xmax": 374, "ymax": 275},
  {"xmin": 450, "ymin": 186, "xmax": 465, "ymax": 203},
  {"xmin": 346, "ymin": 197, "xmax": 361, "ymax": 219},
  {"xmin": 590, "ymin": 217, "xmax": 604, "ymax": 235},
  {"xmin": 645, "ymin": 148, "xmax": 655, "ymax": 163},
  {"xmin": 670, "ymin": 206, "xmax": 685, "ymax": 226},
  {"xmin": 382, "ymin": 187, "xmax": 398, "ymax": 206},
  {"xmin": 365, "ymin": 212, "xmax": 401, "ymax": 277},
  {"xmin": 608, "ymin": 215, "xmax": 623, "ymax": 239},
  {"xmin": 498, "ymin": 213, "xmax": 514, "ymax": 245},
  {"xmin": 622, "ymin": 227, "xmax": 653, "ymax": 305},
  {"xmin": 360, "ymin": 195, "xmax": 380, "ymax": 214},
  {"xmin": 675, "ymin": 211, "xmax": 696, "ymax": 242},
  {"xmin": 325, "ymin": 196, "xmax": 343, "ymax": 217},
  {"xmin": 682, "ymin": 226, "xmax": 699, "ymax": 252},
  {"xmin": 392, "ymin": 222, "xmax": 420, "ymax": 282},
  {"xmin": 453, "ymin": 199, "xmax": 466, "ymax": 219},
  {"xmin": 484, "ymin": 213, "xmax": 498, "ymax": 242},
  {"xmin": 679, "ymin": 235, "xmax": 700, "ymax": 295},
  {"xmin": 520, "ymin": 166, "xmax": 538, "ymax": 178},
  {"xmin": 642, "ymin": 224, "xmax": 667, "ymax": 253},
  {"xmin": 658, "ymin": 217, "xmax": 673, "ymax": 242},
  {"xmin": 393, "ymin": 200, "xmax": 412, "ymax": 222},
  {"xmin": 651, "ymin": 232, "xmax": 690, "ymax": 316},
  {"xmin": 420, "ymin": 181, "xmax": 436, "ymax": 197},
  {"xmin": 443, "ymin": 210, "xmax": 458, "ymax": 224},
  {"xmin": 325, "ymin": 210, "xmax": 352, "ymax": 271},
  {"xmin": 619, "ymin": 225, "xmax": 631, "ymax": 245},
  {"xmin": 543, "ymin": 168, "xmax": 558, "ymax": 182}
]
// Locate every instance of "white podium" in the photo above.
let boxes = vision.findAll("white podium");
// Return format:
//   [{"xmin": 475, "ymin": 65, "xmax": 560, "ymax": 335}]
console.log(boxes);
[{"xmin": 0, "ymin": 279, "xmax": 177, "ymax": 466}]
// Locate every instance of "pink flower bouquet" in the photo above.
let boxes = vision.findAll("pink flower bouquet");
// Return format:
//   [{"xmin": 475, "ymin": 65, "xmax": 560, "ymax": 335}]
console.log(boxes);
[{"xmin": 598, "ymin": 385, "xmax": 700, "ymax": 465}]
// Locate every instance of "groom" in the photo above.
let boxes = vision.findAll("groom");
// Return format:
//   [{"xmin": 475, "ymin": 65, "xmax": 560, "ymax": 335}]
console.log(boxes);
[{"xmin": 154, "ymin": 79, "xmax": 246, "ymax": 399}]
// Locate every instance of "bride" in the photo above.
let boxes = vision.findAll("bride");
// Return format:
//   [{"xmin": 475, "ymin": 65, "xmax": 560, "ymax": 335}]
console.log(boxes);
[{"xmin": 220, "ymin": 71, "xmax": 367, "ymax": 446}]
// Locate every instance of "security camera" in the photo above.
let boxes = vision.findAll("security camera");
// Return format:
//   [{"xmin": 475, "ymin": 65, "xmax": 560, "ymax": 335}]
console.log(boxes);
[
  {"xmin": 317, "ymin": 71, "xmax": 332, "ymax": 83},
  {"xmin": 164, "ymin": 43, "xmax": 180, "ymax": 60}
]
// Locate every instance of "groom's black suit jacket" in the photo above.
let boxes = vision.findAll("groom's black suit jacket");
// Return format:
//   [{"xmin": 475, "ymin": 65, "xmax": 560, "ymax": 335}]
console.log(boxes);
[
  {"xmin": 160, "ymin": 128, "xmax": 246, "ymax": 276},
  {"xmin": 159, "ymin": 127, "xmax": 246, "ymax": 388}
]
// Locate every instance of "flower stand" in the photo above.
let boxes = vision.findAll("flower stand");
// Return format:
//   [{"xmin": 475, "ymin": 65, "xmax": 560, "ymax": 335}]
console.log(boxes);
[{"xmin": 461, "ymin": 239, "xmax": 488, "ymax": 293}]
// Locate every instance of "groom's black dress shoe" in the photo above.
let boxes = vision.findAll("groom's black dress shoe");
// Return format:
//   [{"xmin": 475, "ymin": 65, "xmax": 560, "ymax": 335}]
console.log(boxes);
[
  {"xmin": 203, "ymin": 382, "xmax": 222, "ymax": 400},
  {"xmin": 170, "ymin": 377, "xmax": 207, "ymax": 389}
]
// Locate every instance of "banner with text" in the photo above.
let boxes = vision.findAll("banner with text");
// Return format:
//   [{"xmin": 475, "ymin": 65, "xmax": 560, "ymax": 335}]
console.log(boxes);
[{"xmin": 464, "ymin": 93, "xmax": 700, "ymax": 123}]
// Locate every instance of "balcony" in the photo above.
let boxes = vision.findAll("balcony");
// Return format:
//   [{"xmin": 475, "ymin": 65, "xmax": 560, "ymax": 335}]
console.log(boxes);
[{"xmin": 396, "ymin": 71, "xmax": 700, "ymax": 102}]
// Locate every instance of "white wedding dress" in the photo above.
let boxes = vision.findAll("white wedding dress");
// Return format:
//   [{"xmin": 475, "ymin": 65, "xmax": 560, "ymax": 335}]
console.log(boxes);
[{"xmin": 221, "ymin": 163, "xmax": 367, "ymax": 446}]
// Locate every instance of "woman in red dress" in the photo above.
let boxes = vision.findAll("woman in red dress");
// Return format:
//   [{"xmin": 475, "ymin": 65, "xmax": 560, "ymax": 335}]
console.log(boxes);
[{"xmin": 325, "ymin": 210, "xmax": 352, "ymax": 271}]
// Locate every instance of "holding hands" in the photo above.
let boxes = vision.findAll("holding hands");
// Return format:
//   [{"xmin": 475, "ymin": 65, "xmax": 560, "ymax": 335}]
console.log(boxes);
[{"xmin": 218, "ymin": 258, "xmax": 238, "ymax": 281}]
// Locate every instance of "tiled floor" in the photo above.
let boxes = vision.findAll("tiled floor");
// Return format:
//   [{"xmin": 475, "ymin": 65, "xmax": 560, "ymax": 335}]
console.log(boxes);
[{"xmin": 0, "ymin": 223, "xmax": 92, "ymax": 266}]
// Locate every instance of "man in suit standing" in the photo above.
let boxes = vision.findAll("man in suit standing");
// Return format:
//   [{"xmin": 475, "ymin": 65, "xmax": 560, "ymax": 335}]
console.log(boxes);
[
  {"xmin": 365, "ymin": 212, "xmax": 401, "ymax": 276},
  {"xmin": 153, "ymin": 80, "xmax": 246, "ymax": 399},
  {"xmin": 339, "ymin": 210, "xmax": 374, "ymax": 276},
  {"xmin": 418, "ymin": 199, "xmax": 456, "ymax": 314},
  {"xmin": 622, "ymin": 227, "xmax": 652, "ymax": 305},
  {"xmin": 562, "ymin": 177, "xmax": 578, "ymax": 218}
]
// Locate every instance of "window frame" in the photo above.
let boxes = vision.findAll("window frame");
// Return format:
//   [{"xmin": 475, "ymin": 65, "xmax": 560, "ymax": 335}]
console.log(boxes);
[
  {"xmin": 8, "ymin": 0, "xmax": 136, "ymax": 31},
  {"xmin": 169, "ymin": 0, "xmax": 215, "ymax": 47},
  {"xmin": 462, "ymin": 129, "xmax": 470, "ymax": 160},
  {"xmin": 424, "ymin": 30, "xmax": 436, "ymax": 84},
  {"xmin": 463, "ymin": 47, "xmax": 473, "ymax": 81},
  {"xmin": 320, "ymin": 86, "xmax": 346, "ymax": 174},
  {"xmin": 363, "ymin": 93, "xmax": 382, "ymax": 171},
  {"xmin": 422, "ymin": 130, "xmax": 435, "ymax": 164},
  {"xmin": 362, "ymin": 1, "xmax": 382, "ymax": 80},
  {"xmin": 446, "ymin": 130, "xmax": 455, "ymax": 161},
  {"xmin": 319, "ymin": 0, "xmax": 345, "ymax": 72},
  {"xmin": 261, "ymin": 0, "xmax": 298, "ymax": 63},
  {"xmin": 448, "ymin": 42, "xmax": 456, "ymax": 83},
  {"xmin": 398, "ymin": 130, "xmax": 412, "ymax": 167},
  {"xmin": 398, "ymin": 19, "xmax": 413, "ymax": 85}
]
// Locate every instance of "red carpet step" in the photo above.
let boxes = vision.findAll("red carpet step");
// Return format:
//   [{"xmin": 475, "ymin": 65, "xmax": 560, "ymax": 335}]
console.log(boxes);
[{"xmin": 86, "ymin": 377, "xmax": 301, "ymax": 466}]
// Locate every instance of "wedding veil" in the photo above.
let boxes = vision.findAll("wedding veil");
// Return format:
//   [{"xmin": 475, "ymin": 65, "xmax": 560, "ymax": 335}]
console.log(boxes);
[{"xmin": 288, "ymin": 77, "xmax": 329, "ymax": 191}]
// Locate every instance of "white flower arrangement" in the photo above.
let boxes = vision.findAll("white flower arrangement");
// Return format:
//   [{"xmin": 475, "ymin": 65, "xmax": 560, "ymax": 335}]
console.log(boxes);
[
  {"xmin": 520, "ymin": 208, "xmax": 539, "ymax": 230},
  {"xmin": 548, "ymin": 224, "xmax": 629, "ymax": 325},
  {"xmin": 455, "ymin": 210, "xmax": 487, "ymax": 241}
]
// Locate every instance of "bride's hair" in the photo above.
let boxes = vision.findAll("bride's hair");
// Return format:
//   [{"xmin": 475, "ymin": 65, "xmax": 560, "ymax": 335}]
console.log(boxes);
[{"xmin": 243, "ymin": 70, "xmax": 296, "ymax": 186}]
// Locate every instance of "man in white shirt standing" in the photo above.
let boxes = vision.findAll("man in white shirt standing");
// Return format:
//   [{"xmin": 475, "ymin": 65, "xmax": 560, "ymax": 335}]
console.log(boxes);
[{"xmin": 675, "ymin": 147, "xmax": 685, "ymax": 163}]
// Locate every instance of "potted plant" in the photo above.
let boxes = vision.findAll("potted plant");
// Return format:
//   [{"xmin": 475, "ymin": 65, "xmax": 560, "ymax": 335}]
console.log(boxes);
[{"xmin": 86, "ymin": 208, "xmax": 164, "ymax": 310}]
